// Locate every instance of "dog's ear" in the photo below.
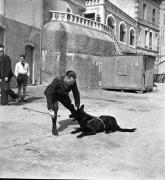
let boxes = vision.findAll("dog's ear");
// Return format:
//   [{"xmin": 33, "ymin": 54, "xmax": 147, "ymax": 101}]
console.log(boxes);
[{"xmin": 80, "ymin": 104, "xmax": 84, "ymax": 110}]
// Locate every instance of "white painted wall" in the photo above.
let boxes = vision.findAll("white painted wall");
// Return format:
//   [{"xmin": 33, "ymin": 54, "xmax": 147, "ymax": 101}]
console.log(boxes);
[{"xmin": 4, "ymin": 0, "xmax": 43, "ymax": 29}]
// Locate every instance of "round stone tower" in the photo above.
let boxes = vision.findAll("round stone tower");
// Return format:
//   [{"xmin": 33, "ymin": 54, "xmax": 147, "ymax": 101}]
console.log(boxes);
[{"xmin": 41, "ymin": 21, "xmax": 119, "ymax": 88}]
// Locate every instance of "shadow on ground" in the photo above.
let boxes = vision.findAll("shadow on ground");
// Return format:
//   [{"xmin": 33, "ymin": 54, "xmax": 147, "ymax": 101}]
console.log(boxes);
[
  {"xmin": 58, "ymin": 119, "xmax": 78, "ymax": 131},
  {"xmin": 8, "ymin": 96, "xmax": 45, "ymax": 106}
]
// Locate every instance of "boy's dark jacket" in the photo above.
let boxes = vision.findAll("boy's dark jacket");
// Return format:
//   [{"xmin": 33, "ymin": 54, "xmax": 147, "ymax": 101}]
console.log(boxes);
[{"xmin": 44, "ymin": 76, "xmax": 80, "ymax": 106}]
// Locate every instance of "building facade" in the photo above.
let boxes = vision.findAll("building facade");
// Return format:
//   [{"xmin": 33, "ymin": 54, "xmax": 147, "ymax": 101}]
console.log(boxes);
[
  {"xmin": 158, "ymin": 0, "xmax": 165, "ymax": 81},
  {"xmin": 108, "ymin": 0, "xmax": 160, "ymax": 57},
  {"xmin": 0, "ymin": 0, "xmax": 163, "ymax": 86},
  {"xmin": 136, "ymin": 0, "xmax": 160, "ymax": 56},
  {"xmin": 0, "ymin": 0, "xmax": 42, "ymax": 85},
  {"xmin": 41, "ymin": 0, "xmax": 122, "ymax": 87},
  {"xmin": 85, "ymin": 0, "xmax": 137, "ymax": 54}
]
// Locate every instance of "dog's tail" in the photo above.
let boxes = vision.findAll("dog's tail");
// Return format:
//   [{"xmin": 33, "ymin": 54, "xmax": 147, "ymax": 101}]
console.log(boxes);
[{"xmin": 117, "ymin": 126, "xmax": 136, "ymax": 132}]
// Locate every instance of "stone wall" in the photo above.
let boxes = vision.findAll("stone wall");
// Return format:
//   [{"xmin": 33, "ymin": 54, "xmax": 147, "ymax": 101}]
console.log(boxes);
[
  {"xmin": 41, "ymin": 52, "xmax": 103, "ymax": 88},
  {"xmin": 41, "ymin": 21, "xmax": 118, "ymax": 88}
]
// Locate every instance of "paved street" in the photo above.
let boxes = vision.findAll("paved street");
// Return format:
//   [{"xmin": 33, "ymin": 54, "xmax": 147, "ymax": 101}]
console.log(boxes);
[{"xmin": 0, "ymin": 84, "xmax": 165, "ymax": 180}]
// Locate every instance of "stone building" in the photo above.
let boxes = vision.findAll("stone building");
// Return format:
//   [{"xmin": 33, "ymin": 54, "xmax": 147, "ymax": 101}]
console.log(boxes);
[
  {"xmin": 0, "ymin": 0, "xmax": 163, "ymax": 87},
  {"xmin": 136, "ymin": 0, "xmax": 160, "ymax": 57},
  {"xmin": 157, "ymin": 1, "xmax": 165, "ymax": 81},
  {"xmin": 41, "ymin": 0, "xmax": 121, "ymax": 88},
  {"xmin": 109, "ymin": 0, "xmax": 160, "ymax": 57}
]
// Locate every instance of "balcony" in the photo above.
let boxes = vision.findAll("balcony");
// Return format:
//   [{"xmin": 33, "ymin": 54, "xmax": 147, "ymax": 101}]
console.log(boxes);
[
  {"xmin": 49, "ymin": 11, "xmax": 122, "ymax": 54},
  {"xmin": 49, "ymin": 10, "xmax": 114, "ymax": 38}
]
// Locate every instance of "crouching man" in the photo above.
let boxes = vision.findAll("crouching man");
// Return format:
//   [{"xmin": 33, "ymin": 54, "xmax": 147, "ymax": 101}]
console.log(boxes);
[{"xmin": 44, "ymin": 70, "xmax": 80, "ymax": 136}]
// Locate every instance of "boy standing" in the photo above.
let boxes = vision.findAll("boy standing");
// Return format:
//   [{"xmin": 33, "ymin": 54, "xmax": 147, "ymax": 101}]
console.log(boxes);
[{"xmin": 15, "ymin": 54, "xmax": 29, "ymax": 101}]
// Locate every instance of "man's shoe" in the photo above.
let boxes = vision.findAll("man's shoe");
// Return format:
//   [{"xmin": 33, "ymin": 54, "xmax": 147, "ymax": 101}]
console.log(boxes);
[
  {"xmin": 52, "ymin": 128, "xmax": 58, "ymax": 136},
  {"xmin": 15, "ymin": 98, "xmax": 21, "ymax": 103}
]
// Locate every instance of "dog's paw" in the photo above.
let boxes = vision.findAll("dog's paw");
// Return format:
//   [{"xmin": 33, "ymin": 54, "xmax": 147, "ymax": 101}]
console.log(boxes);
[
  {"xmin": 77, "ymin": 135, "xmax": 83, "ymax": 138},
  {"xmin": 105, "ymin": 131, "xmax": 111, "ymax": 134},
  {"xmin": 71, "ymin": 131, "xmax": 77, "ymax": 134},
  {"xmin": 52, "ymin": 129, "xmax": 58, "ymax": 136}
]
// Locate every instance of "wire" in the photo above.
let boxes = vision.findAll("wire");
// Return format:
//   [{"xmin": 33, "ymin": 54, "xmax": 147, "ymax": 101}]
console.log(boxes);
[
  {"xmin": 23, "ymin": 107, "xmax": 61, "ymax": 117},
  {"xmin": 0, "ymin": 131, "xmax": 73, "ymax": 151}
]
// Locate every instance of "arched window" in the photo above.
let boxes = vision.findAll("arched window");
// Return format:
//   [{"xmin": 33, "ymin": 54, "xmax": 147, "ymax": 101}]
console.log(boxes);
[
  {"xmin": 152, "ymin": 9, "xmax": 155, "ymax": 24},
  {"xmin": 106, "ymin": 15, "xmax": 116, "ymax": 34},
  {"xmin": 119, "ymin": 22, "xmax": 127, "ymax": 43},
  {"xmin": 129, "ymin": 28, "xmax": 135, "ymax": 46}
]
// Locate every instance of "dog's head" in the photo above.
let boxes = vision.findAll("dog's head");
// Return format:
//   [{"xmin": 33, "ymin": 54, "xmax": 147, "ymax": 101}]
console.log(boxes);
[{"xmin": 70, "ymin": 104, "xmax": 85, "ymax": 121}]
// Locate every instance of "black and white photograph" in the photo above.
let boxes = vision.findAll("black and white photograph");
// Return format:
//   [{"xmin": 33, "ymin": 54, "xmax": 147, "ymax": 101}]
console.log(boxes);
[{"xmin": 0, "ymin": 0, "xmax": 165, "ymax": 179}]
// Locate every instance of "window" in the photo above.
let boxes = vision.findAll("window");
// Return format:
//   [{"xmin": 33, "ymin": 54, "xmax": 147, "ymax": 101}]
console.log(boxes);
[
  {"xmin": 163, "ymin": 14, "xmax": 165, "ymax": 25},
  {"xmin": 107, "ymin": 15, "xmax": 116, "ymax": 33},
  {"xmin": 96, "ymin": 14, "xmax": 101, "ymax": 22},
  {"xmin": 129, "ymin": 28, "xmax": 135, "ymax": 46},
  {"xmin": 154, "ymin": 33, "xmax": 158, "ymax": 50},
  {"xmin": 152, "ymin": 9, "xmax": 155, "ymax": 24},
  {"xmin": 145, "ymin": 30, "xmax": 148, "ymax": 47},
  {"xmin": 119, "ymin": 23, "xmax": 126, "ymax": 43},
  {"xmin": 149, "ymin": 32, "xmax": 152, "ymax": 49},
  {"xmin": 84, "ymin": 13, "xmax": 95, "ymax": 21},
  {"xmin": 143, "ymin": 4, "xmax": 146, "ymax": 19}
]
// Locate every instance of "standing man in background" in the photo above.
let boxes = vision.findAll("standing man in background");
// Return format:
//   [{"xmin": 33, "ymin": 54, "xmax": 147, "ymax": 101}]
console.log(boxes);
[
  {"xmin": 0, "ymin": 44, "xmax": 18, "ymax": 105},
  {"xmin": 15, "ymin": 54, "xmax": 30, "ymax": 102}
]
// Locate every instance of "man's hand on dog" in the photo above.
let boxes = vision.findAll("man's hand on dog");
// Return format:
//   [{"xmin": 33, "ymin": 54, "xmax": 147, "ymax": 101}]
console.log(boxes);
[{"xmin": 75, "ymin": 104, "xmax": 80, "ymax": 109}]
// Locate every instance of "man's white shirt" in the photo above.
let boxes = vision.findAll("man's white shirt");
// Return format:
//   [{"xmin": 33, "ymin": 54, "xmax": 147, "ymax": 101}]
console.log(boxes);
[{"xmin": 15, "ymin": 61, "xmax": 30, "ymax": 77}]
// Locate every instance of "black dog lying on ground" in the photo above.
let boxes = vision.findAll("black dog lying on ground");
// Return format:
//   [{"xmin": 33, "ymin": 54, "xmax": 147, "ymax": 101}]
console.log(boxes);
[{"xmin": 70, "ymin": 105, "xmax": 136, "ymax": 138}]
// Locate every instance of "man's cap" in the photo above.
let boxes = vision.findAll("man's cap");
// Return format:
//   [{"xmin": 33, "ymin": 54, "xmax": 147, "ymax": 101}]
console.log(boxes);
[{"xmin": 66, "ymin": 70, "xmax": 77, "ymax": 79}]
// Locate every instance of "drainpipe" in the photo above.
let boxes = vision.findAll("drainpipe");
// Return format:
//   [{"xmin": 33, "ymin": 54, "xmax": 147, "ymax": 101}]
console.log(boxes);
[{"xmin": 39, "ymin": 0, "xmax": 43, "ymax": 85}]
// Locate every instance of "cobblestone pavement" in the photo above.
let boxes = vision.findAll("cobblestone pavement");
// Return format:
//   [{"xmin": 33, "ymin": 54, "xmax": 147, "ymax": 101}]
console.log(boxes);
[{"xmin": 0, "ymin": 84, "xmax": 165, "ymax": 180}]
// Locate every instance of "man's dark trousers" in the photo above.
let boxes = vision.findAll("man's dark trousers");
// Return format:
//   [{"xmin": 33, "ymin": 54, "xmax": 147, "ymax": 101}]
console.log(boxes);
[
  {"xmin": 0, "ymin": 81, "xmax": 18, "ymax": 105},
  {"xmin": 0, "ymin": 81, "xmax": 8, "ymax": 105},
  {"xmin": 45, "ymin": 94, "xmax": 77, "ymax": 135},
  {"xmin": 16, "ymin": 74, "xmax": 28, "ymax": 99}
]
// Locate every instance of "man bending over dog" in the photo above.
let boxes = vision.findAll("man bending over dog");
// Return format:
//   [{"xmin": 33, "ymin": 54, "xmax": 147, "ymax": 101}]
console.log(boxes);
[{"xmin": 44, "ymin": 70, "xmax": 80, "ymax": 136}]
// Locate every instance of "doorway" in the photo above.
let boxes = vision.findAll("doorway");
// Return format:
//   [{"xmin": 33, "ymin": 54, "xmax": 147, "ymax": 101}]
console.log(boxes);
[
  {"xmin": 0, "ymin": 27, "xmax": 4, "ymax": 44},
  {"xmin": 25, "ymin": 45, "xmax": 34, "ymax": 84}
]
